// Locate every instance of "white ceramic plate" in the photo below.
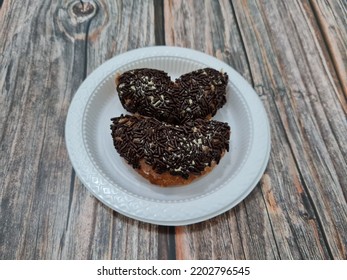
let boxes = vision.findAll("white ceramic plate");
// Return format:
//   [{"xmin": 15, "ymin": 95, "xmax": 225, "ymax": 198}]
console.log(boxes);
[{"xmin": 65, "ymin": 46, "xmax": 271, "ymax": 226}]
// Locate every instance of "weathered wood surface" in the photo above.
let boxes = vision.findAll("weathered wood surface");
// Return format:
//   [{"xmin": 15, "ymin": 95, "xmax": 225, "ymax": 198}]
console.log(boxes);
[
  {"xmin": 0, "ymin": 0, "xmax": 346, "ymax": 260},
  {"xmin": 167, "ymin": 0, "xmax": 347, "ymax": 260},
  {"xmin": 0, "ymin": 0, "xmax": 167, "ymax": 260}
]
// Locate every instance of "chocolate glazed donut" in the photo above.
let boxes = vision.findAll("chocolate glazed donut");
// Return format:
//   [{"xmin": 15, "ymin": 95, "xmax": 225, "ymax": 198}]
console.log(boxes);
[
  {"xmin": 115, "ymin": 68, "xmax": 228, "ymax": 125},
  {"xmin": 111, "ymin": 114, "xmax": 230, "ymax": 186}
]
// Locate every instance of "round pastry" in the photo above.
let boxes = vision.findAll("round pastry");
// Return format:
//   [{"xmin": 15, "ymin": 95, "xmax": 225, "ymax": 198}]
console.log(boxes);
[
  {"xmin": 115, "ymin": 68, "xmax": 228, "ymax": 124},
  {"xmin": 110, "ymin": 114, "xmax": 230, "ymax": 187}
]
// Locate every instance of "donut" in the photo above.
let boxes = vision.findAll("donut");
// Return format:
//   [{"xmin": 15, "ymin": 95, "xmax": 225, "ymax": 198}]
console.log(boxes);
[
  {"xmin": 110, "ymin": 114, "xmax": 230, "ymax": 186},
  {"xmin": 115, "ymin": 68, "xmax": 228, "ymax": 124}
]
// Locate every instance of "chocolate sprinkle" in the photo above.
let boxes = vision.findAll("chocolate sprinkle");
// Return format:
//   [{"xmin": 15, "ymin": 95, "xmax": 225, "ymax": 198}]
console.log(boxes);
[
  {"xmin": 110, "ymin": 115, "xmax": 230, "ymax": 179},
  {"xmin": 116, "ymin": 68, "xmax": 228, "ymax": 124}
]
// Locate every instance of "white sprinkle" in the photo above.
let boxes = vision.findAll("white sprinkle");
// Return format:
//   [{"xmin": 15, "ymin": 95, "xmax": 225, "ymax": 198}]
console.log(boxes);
[{"xmin": 153, "ymin": 100, "xmax": 161, "ymax": 107}]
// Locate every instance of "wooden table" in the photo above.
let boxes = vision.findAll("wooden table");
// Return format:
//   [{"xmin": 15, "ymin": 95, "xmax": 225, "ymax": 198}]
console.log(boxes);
[{"xmin": 0, "ymin": 0, "xmax": 346, "ymax": 260}]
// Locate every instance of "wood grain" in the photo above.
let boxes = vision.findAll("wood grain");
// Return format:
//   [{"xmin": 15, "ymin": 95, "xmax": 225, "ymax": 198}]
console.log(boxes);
[
  {"xmin": 0, "ymin": 0, "xmax": 346, "ymax": 260},
  {"xmin": 0, "ymin": 0, "xmax": 168, "ymax": 260},
  {"xmin": 165, "ymin": 0, "xmax": 347, "ymax": 259},
  {"xmin": 0, "ymin": 0, "xmax": 86, "ymax": 259}
]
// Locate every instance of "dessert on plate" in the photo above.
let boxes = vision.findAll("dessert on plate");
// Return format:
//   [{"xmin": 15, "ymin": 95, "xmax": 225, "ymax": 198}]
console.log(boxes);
[
  {"xmin": 116, "ymin": 68, "xmax": 228, "ymax": 124},
  {"xmin": 111, "ymin": 114, "xmax": 230, "ymax": 187},
  {"xmin": 111, "ymin": 67, "xmax": 230, "ymax": 187}
]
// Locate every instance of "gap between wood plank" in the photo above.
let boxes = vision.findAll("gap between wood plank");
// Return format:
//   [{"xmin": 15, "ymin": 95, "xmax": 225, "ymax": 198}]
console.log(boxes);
[
  {"xmin": 66, "ymin": 169, "xmax": 76, "ymax": 230},
  {"xmin": 154, "ymin": 0, "xmax": 165, "ymax": 45},
  {"xmin": 153, "ymin": 0, "xmax": 176, "ymax": 260},
  {"xmin": 158, "ymin": 226, "xmax": 176, "ymax": 260}
]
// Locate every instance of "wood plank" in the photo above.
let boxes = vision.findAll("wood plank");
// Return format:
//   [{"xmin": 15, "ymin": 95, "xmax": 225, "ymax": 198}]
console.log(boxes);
[
  {"xmin": 1, "ymin": 0, "xmax": 346, "ymax": 260},
  {"xmin": 164, "ymin": 0, "xmax": 282, "ymax": 259},
  {"xmin": 258, "ymin": 87, "xmax": 331, "ymax": 259},
  {"xmin": 0, "ymin": 0, "xmax": 166, "ymax": 259},
  {"xmin": 232, "ymin": 0, "xmax": 347, "ymax": 259},
  {"xmin": 165, "ymin": 0, "xmax": 347, "ymax": 259},
  {"xmin": 59, "ymin": 0, "xmax": 166, "ymax": 260},
  {"xmin": 0, "ymin": 0, "xmax": 87, "ymax": 259}
]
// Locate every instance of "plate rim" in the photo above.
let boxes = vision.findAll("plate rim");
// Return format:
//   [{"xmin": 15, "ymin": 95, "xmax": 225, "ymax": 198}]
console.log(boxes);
[{"xmin": 65, "ymin": 46, "xmax": 271, "ymax": 226}]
